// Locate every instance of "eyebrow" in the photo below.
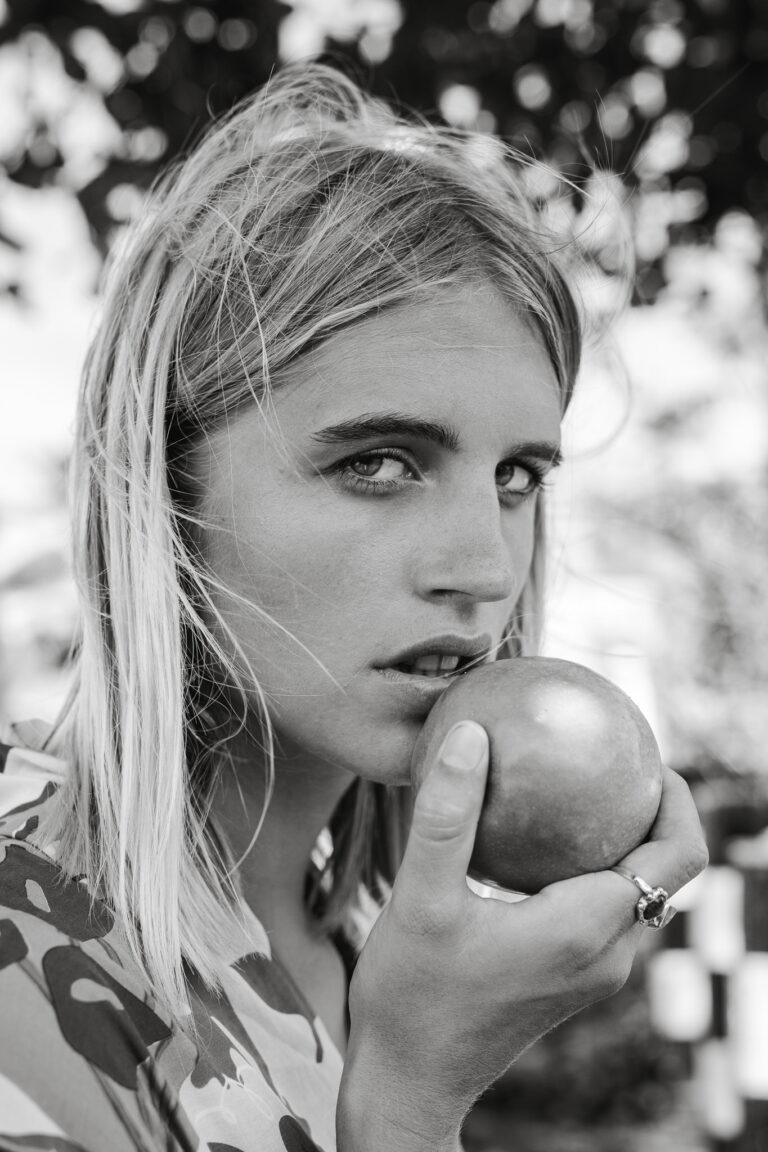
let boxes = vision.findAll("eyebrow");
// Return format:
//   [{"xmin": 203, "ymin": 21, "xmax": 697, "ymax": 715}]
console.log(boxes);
[{"xmin": 310, "ymin": 410, "xmax": 563, "ymax": 466}]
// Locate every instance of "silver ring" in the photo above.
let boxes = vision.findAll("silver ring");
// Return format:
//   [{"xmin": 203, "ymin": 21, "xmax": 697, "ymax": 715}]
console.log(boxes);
[{"xmin": 610, "ymin": 865, "xmax": 676, "ymax": 929}]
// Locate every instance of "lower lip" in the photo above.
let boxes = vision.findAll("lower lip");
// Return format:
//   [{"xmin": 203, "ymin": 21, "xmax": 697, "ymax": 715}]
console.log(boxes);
[{"xmin": 373, "ymin": 666, "xmax": 461, "ymax": 711}]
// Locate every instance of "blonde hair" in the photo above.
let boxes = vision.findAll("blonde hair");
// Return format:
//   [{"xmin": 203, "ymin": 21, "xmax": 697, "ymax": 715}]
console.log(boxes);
[{"xmin": 37, "ymin": 63, "xmax": 582, "ymax": 1023}]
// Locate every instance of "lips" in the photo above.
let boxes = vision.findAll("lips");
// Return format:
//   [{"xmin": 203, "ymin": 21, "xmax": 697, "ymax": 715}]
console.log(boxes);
[
  {"xmin": 395, "ymin": 653, "xmax": 464, "ymax": 676},
  {"xmin": 376, "ymin": 632, "xmax": 494, "ymax": 678}
]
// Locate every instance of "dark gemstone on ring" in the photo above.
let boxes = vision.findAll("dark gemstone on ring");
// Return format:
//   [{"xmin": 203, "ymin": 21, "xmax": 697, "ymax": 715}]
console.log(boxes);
[{"xmin": 640, "ymin": 893, "xmax": 666, "ymax": 921}]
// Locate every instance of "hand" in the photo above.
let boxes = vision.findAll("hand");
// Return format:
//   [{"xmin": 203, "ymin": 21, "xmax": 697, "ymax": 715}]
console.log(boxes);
[{"xmin": 337, "ymin": 721, "xmax": 707, "ymax": 1152}]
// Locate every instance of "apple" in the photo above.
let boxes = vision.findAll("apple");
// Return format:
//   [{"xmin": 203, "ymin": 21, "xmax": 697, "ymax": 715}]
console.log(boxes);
[{"xmin": 410, "ymin": 657, "xmax": 663, "ymax": 894}]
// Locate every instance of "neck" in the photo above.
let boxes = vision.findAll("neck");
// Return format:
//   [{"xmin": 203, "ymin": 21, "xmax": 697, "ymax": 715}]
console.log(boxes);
[{"xmin": 210, "ymin": 720, "xmax": 356, "ymax": 943}]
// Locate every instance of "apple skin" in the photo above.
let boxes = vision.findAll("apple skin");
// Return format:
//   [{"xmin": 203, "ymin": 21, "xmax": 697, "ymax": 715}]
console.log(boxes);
[{"xmin": 410, "ymin": 657, "xmax": 663, "ymax": 894}]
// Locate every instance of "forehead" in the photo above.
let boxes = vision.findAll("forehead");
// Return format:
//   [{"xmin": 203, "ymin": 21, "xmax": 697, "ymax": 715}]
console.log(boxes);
[{"xmin": 276, "ymin": 283, "xmax": 562, "ymax": 435}]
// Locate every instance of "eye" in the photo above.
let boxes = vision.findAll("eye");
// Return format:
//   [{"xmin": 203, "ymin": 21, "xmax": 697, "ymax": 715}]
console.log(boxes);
[
  {"xmin": 348, "ymin": 454, "xmax": 411, "ymax": 481},
  {"xmin": 496, "ymin": 461, "xmax": 546, "ymax": 498},
  {"xmin": 334, "ymin": 448, "xmax": 419, "ymax": 495}
]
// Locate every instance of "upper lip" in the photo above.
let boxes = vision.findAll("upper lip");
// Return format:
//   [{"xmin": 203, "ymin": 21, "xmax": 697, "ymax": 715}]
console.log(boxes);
[{"xmin": 376, "ymin": 633, "xmax": 494, "ymax": 670}]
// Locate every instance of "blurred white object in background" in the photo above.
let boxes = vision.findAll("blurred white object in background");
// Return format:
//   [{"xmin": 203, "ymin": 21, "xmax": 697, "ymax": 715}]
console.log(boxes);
[
  {"xmin": 693, "ymin": 1039, "xmax": 745, "ymax": 1141},
  {"xmin": 647, "ymin": 948, "xmax": 712, "ymax": 1042},
  {"xmin": 731, "ymin": 954, "xmax": 768, "ymax": 1100},
  {"xmin": 688, "ymin": 866, "xmax": 746, "ymax": 974}
]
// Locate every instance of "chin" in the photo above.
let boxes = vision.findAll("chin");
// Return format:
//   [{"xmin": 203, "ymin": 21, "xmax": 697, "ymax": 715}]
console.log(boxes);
[
  {"xmin": 265, "ymin": 684, "xmax": 426, "ymax": 786},
  {"xmin": 330, "ymin": 721, "xmax": 421, "ymax": 788}
]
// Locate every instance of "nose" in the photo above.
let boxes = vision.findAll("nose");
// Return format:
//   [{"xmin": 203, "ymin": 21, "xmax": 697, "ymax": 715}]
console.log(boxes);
[{"xmin": 413, "ymin": 485, "xmax": 529, "ymax": 606}]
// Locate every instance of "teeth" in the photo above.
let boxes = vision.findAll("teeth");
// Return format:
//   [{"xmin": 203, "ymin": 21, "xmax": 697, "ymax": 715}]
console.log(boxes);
[{"xmin": 405, "ymin": 653, "xmax": 462, "ymax": 675}]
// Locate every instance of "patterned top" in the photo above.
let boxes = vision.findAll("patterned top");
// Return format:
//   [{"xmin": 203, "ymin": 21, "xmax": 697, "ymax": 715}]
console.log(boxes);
[{"xmin": 0, "ymin": 721, "xmax": 345, "ymax": 1152}]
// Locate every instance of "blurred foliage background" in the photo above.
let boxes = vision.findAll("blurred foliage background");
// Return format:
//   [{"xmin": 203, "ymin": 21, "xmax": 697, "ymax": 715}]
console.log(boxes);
[
  {"xmin": 1, "ymin": 0, "xmax": 767, "ymax": 300},
  {"xmin": 0, "ymin": 2, "xmax": 766, "ymax": 1150}
]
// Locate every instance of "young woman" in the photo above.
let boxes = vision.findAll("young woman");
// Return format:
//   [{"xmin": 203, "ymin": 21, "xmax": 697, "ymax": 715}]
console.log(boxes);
[{"xmin": 0, "ymin": 64, "xmax": 706, "ymax": 1151}]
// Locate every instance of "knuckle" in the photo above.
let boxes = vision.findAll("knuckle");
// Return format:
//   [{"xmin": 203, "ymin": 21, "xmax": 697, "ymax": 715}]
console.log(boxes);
[
  {"xmin": 677, "ymin": 836, "xmax": 710, "ymax": 889},
  {"xmin": 585, "ymin": 948, "xmax": 633, "ymax": 1000},
  {"xmin": 560, "ymin": 919, "xmax": 636, "ymax": 1000},
  {"xmin": 594, "ymin": 963, "xmax": 630, "ymax": 1000},
  {"xmin": 414, "ymin": 797, "xmax": 468, "ymax": 843},
  {"xmin": 394, "ymin": 872, "xmax": 460, "ymax": 937},
  {"xmin": 413, "ymin": 901, "xmax": 457, "ymax": 940},
  {"xmin": 689, "ymin": 838, "xmax": 710, "ymax": 878},
  {"xmin": 565, "ymin": 929, "xmax": 602, "ymax": 975}
]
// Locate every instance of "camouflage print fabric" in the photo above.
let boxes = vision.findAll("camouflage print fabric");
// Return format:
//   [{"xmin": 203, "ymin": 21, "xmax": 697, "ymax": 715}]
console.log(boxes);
[{"xmin": 0, "ymin": 722, "xmax": 343, "ymax": 1152}]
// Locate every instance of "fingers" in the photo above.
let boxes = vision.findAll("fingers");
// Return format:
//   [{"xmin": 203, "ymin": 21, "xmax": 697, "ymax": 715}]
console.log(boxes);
[
  {"xmin": 397, "ymin": 721, "xmax": 489, "ymax": 913},
  {"xmin": 528, "ymin": 768, "xmax": 707, "ymax": 950},
  {"xmin": 612, "ymin": 766, "xmax": 709, "ymax": 899}
]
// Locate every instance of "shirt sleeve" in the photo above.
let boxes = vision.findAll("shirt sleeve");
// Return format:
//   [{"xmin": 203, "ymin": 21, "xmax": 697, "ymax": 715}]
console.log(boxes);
[
  {"xmin": 0, "ymin": 839, "xmax": 190, "ymax": 1152},
  {"xmin": 0, "ymin": 1071, "xmax": 91, "ymax": 1151},
  {"xmin": 0, "ymin": 746, "xmax": 341, "ymax": 1152}
]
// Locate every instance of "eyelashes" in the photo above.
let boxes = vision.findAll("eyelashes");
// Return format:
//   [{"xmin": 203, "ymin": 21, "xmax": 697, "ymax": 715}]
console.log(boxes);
[
  {"xmin": 334, "ymin": 448, "xmax": 414, "ymax": 495},
  {"xmin": 330, "ymin": 447, "xmax": 552, "ymax": 503}
]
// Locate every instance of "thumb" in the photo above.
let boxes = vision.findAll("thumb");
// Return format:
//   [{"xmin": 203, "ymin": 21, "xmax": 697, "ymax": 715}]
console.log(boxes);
[{"xmin": 399, "ymin": 721, "xmax": 490, "ymax": 903}]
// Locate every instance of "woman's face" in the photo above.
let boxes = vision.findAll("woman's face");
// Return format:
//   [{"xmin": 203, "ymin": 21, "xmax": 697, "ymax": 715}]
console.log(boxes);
[{"xmin": 197, "ymin": 282, "xmax": 563, "ymax": 784}]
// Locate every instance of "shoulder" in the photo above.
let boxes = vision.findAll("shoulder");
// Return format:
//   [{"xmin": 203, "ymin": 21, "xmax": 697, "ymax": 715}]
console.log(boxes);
[
  {"xmin": 0, "ymin": 726, "xmax": 341, "ymax": 1151},
  {"xmin": 0, "ymin": 725, "xmax": 179, "ymax": 1149},
  {"xmin": 0, "ymin": 722, "xmax": 118, "ymax": 987},
  {"xmin": 0, "ymin": 755, "xmax": 172, "ymax": 1149},
  {"xmin": 0, "ymin": 854, "xmax": 172, "ymax": 1148},
  {"xmin": 0, "ymin": 841, "xmax": 339, "ymax": 1151},
  {"xmin": 0, "ymin": 719, "xmax": 63, "ymax": 842}
]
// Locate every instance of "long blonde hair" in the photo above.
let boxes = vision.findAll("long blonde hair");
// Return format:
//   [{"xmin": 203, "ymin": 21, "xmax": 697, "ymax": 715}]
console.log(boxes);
[{"xmin": 36, "ymin": 63, "xmax": 582, "ymax": 1023}]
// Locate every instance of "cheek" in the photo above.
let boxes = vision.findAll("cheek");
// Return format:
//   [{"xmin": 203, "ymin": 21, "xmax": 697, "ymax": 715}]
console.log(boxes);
[
  {"xmin": 504, "ymin": 505, "xmax": 538, "ymax": 595},
  {"xmin": 204, "ymin": 498, "xmax": 390, "ymax": 659}
]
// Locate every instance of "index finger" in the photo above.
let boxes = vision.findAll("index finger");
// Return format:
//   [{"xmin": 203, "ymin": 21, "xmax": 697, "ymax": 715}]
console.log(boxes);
[{"xmin": 613, "ymin": 766, "xmax": 709, "ymax": 898}]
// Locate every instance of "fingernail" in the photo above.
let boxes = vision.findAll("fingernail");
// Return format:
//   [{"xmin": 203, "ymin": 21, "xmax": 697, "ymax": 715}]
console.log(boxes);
[{"xmin": 440, "ymin": 721, "xmax": 487, "ymax": 771}]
